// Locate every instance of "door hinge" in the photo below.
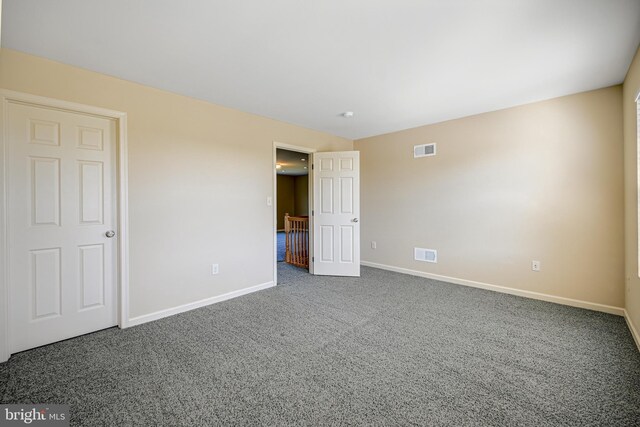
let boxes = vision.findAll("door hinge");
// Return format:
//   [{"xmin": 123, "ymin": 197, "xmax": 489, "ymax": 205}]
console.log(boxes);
[
  {"xmin": 312, "ymin": 256, "xmax": 314, "ymax": 262},
  {"xmin": 312, "ymin": 210, "xmax": 314, "ymax": 216},
  {"xmin": 312, "ymin": 163, "xmax": 314, "ymax": 170}
]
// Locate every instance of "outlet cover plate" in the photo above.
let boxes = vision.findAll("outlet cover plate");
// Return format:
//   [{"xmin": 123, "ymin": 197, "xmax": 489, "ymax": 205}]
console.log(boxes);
[{"xmin": 532, "ymin": 260, "xmax": 540, "ymax": 272}]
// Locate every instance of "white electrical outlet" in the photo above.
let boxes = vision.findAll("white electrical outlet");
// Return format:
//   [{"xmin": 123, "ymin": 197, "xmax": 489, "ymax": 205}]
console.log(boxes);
[
  {"xmin": 211, "ymin": 264, "xmax": 219, "ymax": 275},
  {"xmin": 266, "ymin": 196, "xmax": 272, "ymax": 206},
  {"xmin": 532, "ymin": 260, "xmax": 541, "ymax": 272},
  {"xmin": 371, "ymin": 241, "xmax": 377, "ymax": 249}
]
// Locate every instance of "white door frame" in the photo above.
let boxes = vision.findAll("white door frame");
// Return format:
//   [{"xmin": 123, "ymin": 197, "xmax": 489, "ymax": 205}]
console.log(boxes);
[
  {"xmin": 273, "ymin": 142, "xmax": 316, "ymax": 284},
  {"xmin": 0, "ymin": 89, "xmax": 130, "ymax": 362}
]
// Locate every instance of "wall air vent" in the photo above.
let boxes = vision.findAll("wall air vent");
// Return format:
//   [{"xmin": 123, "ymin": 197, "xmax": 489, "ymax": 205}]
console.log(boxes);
[
  {"xmin": 414, "ymin": 247, "xmax": 437, "ymax": 263},
  {"xmin": 414, "ymin": 143, "xmax": 436, "ymax": 158}
]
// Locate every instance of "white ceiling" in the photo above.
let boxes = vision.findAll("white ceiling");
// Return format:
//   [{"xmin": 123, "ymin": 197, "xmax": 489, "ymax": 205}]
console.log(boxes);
[
  {"xmin": 3, "ymin": 1, "xmax": 640, "ymax": 140},
  {"xmin": 276, "ymin": 149, "xmax": 309, "ymax": 176}
]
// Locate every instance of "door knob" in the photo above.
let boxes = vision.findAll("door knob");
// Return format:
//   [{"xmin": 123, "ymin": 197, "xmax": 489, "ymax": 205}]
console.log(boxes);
[
  {"xmin": 105, "ymin": 230, "xmax": 116, "ymax": 238},
  {"xmin": 351, "ymin": 218, "xmax": 359, "ymax": 223}
]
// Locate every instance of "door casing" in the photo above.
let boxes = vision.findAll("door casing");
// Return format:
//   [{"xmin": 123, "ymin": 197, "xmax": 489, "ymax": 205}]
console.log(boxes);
[{"xmin": 0, "ymin": 90, "xmax": 130, "ymax": 362}]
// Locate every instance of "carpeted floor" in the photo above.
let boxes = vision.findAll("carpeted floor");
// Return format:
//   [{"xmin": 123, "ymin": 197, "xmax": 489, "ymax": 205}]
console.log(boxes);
[
  {"xmin": 1, "ymin": 264, "xmax": 639, "ymax": 426},
  {"xmin": 277, "ymin": 231, "xmax": 285, "ymax": 262}
]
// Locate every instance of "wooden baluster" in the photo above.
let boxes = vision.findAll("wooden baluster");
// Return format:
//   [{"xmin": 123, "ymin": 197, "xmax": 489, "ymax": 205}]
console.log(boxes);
[
  {"xmin": 296, "ymin": 220, "xmax": 300, "ymax": 266},
  {"xmin": 292, "ymin": 221, "xmax": 295, "ymax": 265},
  {"xmin": 284, "ymin": 213, "xmax": 290, "ymax": 263},
  {"xmin": 303, "ymin": 218, "xmax": 307, "ymax": 267},
  {"xmin": 293, "ymin": 220, "xmax": 297, "ymax": 266},
  {"xmin": 299, "ymin": 221, "xmax": 302, "ymax": 266}
]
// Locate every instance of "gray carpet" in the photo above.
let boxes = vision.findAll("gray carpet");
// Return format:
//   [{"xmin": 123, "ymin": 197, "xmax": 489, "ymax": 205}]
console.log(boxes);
[{"xmin": 1, "ymin": 264, "xmax": 639, "ymax": 426}]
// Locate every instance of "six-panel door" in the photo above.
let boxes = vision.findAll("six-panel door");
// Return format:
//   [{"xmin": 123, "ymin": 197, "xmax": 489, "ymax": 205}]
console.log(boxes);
[
  {"xmin": 8, "ymin": 102, "xmax": 117, "ymax": 353},
  {"xmin": 313, "ymin": 151, "xmax": 360, "ymax": 276}
]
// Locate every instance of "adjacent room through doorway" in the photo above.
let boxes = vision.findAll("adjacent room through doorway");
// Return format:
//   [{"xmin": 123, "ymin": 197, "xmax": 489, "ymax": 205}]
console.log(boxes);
[{"xmin": 276, "ymin": 148, "xmax": 309, "ymax": 271}]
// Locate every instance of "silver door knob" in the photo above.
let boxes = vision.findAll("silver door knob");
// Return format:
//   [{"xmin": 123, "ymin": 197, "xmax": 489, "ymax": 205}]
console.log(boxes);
[
  {"xmin": 105, "ymin": 230, "xmax": 116, "ymax": 238},
  {"xmin": 351, "ymin": 218, "xmax": 359, "ymax": 223}
]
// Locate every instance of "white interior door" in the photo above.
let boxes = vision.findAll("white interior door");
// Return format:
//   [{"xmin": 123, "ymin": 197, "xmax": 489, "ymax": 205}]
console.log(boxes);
[
  {"xmin": 313, "ymin": 151, "xmax": 360, "ymax": 276},
  {"xmin": 7, "ymin": 102, "xmax": 117, "ymax": 353}
]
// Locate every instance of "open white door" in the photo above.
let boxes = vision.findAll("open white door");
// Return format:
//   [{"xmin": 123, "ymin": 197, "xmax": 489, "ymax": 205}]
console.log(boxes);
[{"xmin": 312, "ymin": 151, "xmax": 360, "ymax": 276}]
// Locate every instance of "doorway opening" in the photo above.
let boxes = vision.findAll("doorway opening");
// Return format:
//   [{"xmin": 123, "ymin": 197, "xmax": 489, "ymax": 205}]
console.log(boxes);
[
  {"xmin": 276, "ymin": 148, "xmax": 309, "ymax": 267},
  {"xmin": 273, "ymin": 144, "xmax": 315, "ymax": 284},
  {"xmin": 272, "ymin": 145, "xmax": 361, "ymax": 283}
]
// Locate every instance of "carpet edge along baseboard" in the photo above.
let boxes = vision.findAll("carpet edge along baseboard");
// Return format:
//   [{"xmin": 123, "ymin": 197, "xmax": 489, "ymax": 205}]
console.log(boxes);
[
  {"xmin": 360, "ymin": 261, "xmax": 624, "ymax": 316},
  {"xmin": 126, "ymin": 281, "xmax": 275, "ymax": 327}
]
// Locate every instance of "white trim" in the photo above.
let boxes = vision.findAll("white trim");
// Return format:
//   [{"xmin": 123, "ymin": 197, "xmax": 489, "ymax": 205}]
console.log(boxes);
[
  {"xmin": 117, "ymin": 115, "xmax": 130, "ymax": 328},
  {"xmin": 274, "ymin": 142, "xmax": 319, "ymax": 154},
  {"xmin": 0, "ymin": 90, "xmax": 129, "ymax": 362},
  {"xmin": 272, "ymin": 142, "xmax": 316, "ymax": 285},
  {"xmin": 0, "ymin": 92, "xmax": 8, "ymax": 363},
  {"xmin": 361, "ymin": 261, "xmax": 625, "ymax": 316},
  {"xmin": 636, "ymin": 95, "xmax": 640, "ymax": 278},
  {"xmin": 624, "ymin": 310, "xmax": 640, "ymax": 353},
  {"xmin": 127, "ymin": 281, "xmax": 275, "ymax": 327}
]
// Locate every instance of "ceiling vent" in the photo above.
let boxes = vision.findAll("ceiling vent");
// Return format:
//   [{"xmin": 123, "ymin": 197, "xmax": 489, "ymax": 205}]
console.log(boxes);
[
  {"xmin": 414, "ymin": 247, "xmax": 437, "ymax": 263},
  {"xmin": 414, "ymin": 143, "xmax": 436, "ymax": 158}
]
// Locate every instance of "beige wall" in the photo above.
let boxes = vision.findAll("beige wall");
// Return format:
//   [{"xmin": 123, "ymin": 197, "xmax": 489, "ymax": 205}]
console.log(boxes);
[
  {"xmin": 623, "ymin": 45, "xmax": 640, "ymax": 338},
  {"xmin": 276, "ymin": 175, "xmax": 295, "ymax": 229},
  {"xmin": 0, "ymin": 48, "xmax": 352, "ymax": 319},
  {"xmin": 294, "ymin": 175, "xmax": 309, "ymax": 216},
  {"xmin": 0, "ymin": 47, "xmax": 633, "ymax": 329},
  {"xmin": 355, "ymin": 86, "xmax": 625, "ymax": 308}
]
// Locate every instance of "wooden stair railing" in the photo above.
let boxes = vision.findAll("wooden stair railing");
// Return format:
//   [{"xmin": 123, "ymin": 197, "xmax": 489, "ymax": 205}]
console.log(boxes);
[{"xmin": 284, "ymin": 213, "xmax": 309, "ymax": 269}]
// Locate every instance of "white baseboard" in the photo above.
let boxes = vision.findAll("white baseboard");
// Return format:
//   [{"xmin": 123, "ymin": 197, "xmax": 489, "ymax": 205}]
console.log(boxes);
[
  {"xmin": 624, "ymin": 310, "xmax": 640, "ymax": 352},
  {"xmin": 127, "ymin": 281, "xmax": 275, "ymax": 327},
  {"xmin": 361, "ymin": 261, "xmax": 624, "ymax": 316}
]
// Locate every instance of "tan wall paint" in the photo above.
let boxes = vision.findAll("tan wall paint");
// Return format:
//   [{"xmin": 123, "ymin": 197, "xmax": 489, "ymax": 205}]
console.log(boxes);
[
  {"xmin": 623, "ymin": 45, "xmax": 640, "ymax": 338},
  {"xmin": 0, "ymin": 48, "xmax": 352, "ymax": 318},
  {"xmin": 0, "ymin": 48, "xmax": 631, "ymax": 324},
  {"xmin": 276, "ymin": 175, "xmax": 295, "ymax": 229},
  {"xmin": 294, "ymin": 175, "xmax": 309, "ymax": 216},
  {"xmin": 355, "ymin": 86, "xmax": 625, "ymax": 308}
]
